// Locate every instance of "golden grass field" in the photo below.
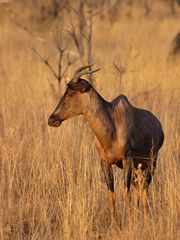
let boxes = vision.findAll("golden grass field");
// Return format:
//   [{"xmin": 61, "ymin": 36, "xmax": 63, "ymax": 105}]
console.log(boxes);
[{"xmin": 0, "ymin": 3, "xmax": 180, "ymax": 240}]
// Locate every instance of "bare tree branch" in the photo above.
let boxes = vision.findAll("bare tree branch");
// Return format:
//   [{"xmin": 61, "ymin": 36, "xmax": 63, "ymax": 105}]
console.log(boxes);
[
  {"xmin": 32, "ymin": 48, "xmax": 59, "ymax": 80},
  {"xmin": 113, "ymin": 61, "xmax": 127, "ymax": 92}
]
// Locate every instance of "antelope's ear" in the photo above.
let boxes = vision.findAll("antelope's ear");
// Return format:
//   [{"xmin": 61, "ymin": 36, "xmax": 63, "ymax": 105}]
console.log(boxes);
[{"xmin": 67, "ymin": 79, "xmax": 92, "ymax": 93}]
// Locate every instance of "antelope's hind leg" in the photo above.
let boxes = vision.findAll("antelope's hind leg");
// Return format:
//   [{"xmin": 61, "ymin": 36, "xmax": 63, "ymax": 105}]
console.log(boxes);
[
  {"xmin": 132, "ymin": 163, "xmax": 151, "ymax": 221},
  {"xmin": 141, "ymin": 169, "xmax": 152, "ymax": 221},
  {"xmin": 132, "ymin": 163, "xmax": 146, "ymax": 208},
  {"xmin": 101, "ymin": 160, "xmax": 116, "ymax": 223},
  {"xmin": 132, "ymin": 163, "xmax": 143, "ymax": 220},
  {"xmin": 141, "ymin": 155, "xmax": 157, "ymax": 220}
]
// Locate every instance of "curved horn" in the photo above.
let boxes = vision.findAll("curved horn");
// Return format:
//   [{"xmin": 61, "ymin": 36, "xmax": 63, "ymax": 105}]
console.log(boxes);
[
  {"xmin": 72, "ymin": 65, "xmax": 100, "ymax": 83},
  {"xmin": 73, "ymin": 64, "xmax": 94, "ymax": 76}
]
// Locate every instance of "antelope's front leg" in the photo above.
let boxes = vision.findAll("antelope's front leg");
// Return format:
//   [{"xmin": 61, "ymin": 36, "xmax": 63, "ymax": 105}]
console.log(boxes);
[
  {"xmin": 122, "ymin": 158, "xmax": 132, "ymax": 207},
  {"xmin": 100, "ymin": 160, "xmax": 115, "ymax": 222}
]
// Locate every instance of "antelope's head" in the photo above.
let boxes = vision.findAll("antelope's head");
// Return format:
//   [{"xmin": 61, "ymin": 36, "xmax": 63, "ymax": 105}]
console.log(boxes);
[{"xmin": 48, "ymin": 65, "xmax": 100, "ymax": 127}]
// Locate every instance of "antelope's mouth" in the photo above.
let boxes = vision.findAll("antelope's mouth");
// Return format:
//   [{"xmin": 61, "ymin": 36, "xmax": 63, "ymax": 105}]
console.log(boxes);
[
  {"xmin": 52, "ymin": 121, "xmax": 61, "ymax": 127},
  {"xmin": 48, "ymin": 118, "xmax": 62, "ymax": 128}
]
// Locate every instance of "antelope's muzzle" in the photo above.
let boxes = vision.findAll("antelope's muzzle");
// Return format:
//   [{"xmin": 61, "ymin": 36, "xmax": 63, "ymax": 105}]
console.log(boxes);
[{"xmin": 48, "ymin": 115, "xmax": 62, "ymax": 128}]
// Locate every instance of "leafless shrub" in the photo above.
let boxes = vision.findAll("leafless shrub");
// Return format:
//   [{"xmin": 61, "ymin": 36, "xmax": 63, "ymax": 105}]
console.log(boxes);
[
  {"xmin": 112, "ymin": 49, "xmax": 134, "ymax": 92},
  {"xmin": 32, "ymin": 0, "xmax": 104, "ymax": 93},
  {"xmin": 113, "ymin": 62, "xmax": 127, "ymax": 92},
  {"xmin": 65, "ymin": 1, "xmax": 104, "ymax": 84},
  {"xmin": 170, "ymin": 32, "xmax": 180, "ymax": 56},
  {"xmin": 143, "ymin": 0, "xmax": 151, "ymax": 16},
  {"xmin": 33, "ymin": 25, "xmax": 78, "ymax": 97},
  {"xmin": 169, "ymin": 0, "xmax": 180, "ymax": 16}
]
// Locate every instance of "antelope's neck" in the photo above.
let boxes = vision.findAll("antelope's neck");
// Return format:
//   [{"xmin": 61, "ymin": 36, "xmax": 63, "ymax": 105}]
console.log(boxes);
[{"xmin": 85, "ymin": 90, "xmax": 116, "ymax": 149}]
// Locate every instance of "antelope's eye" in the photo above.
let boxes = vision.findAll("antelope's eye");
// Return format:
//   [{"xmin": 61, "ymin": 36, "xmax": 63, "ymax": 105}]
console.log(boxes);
[
  {"xmin": 67, "ymin": 88, "xmax": 74, "ymax": 96},
  {"xmin": 67, "ymin": 83, "xmax": 73, "ymax": 90}
]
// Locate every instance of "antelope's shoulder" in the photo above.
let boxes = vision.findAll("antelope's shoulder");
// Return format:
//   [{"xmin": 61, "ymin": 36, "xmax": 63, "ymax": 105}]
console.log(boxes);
[{"xmin": 111, "ymin": 94, "xmax": 133, "ymax": 110}]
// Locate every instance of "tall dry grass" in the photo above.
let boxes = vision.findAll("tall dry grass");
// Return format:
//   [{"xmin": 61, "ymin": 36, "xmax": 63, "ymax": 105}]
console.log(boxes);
[{"xmin": 0, "ymin": 7, "xmax": 180, "ymax": 240}]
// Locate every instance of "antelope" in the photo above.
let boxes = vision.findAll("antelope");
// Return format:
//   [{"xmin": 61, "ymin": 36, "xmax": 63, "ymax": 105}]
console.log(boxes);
[{"xmin": 48, "ymin": 65, "xmax": 164, "ymax": 222}]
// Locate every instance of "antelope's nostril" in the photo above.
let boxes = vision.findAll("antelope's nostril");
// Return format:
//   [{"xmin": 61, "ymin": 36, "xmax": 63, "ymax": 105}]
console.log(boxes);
[{"xmin": 48, "ymin": 117, "xmax": 53, "ymax": 126}]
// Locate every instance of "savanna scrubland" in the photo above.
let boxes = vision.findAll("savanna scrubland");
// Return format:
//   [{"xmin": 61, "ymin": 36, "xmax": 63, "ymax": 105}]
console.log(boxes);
[{"xmin": 0, "ymin": 1, "xmax": 180, "ymax": 239}]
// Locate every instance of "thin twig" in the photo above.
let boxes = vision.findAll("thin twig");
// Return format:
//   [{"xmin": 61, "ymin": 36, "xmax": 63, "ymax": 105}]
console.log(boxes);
[{"xmin": 32, "ymin": 48, "xmax": 59, "ymax": 80}]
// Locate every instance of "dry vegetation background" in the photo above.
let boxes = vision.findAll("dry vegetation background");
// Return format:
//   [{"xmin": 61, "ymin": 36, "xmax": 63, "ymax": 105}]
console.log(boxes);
[{"xmin": 0, "ymin": 1, "xmax": 180, "ymax": 239}]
